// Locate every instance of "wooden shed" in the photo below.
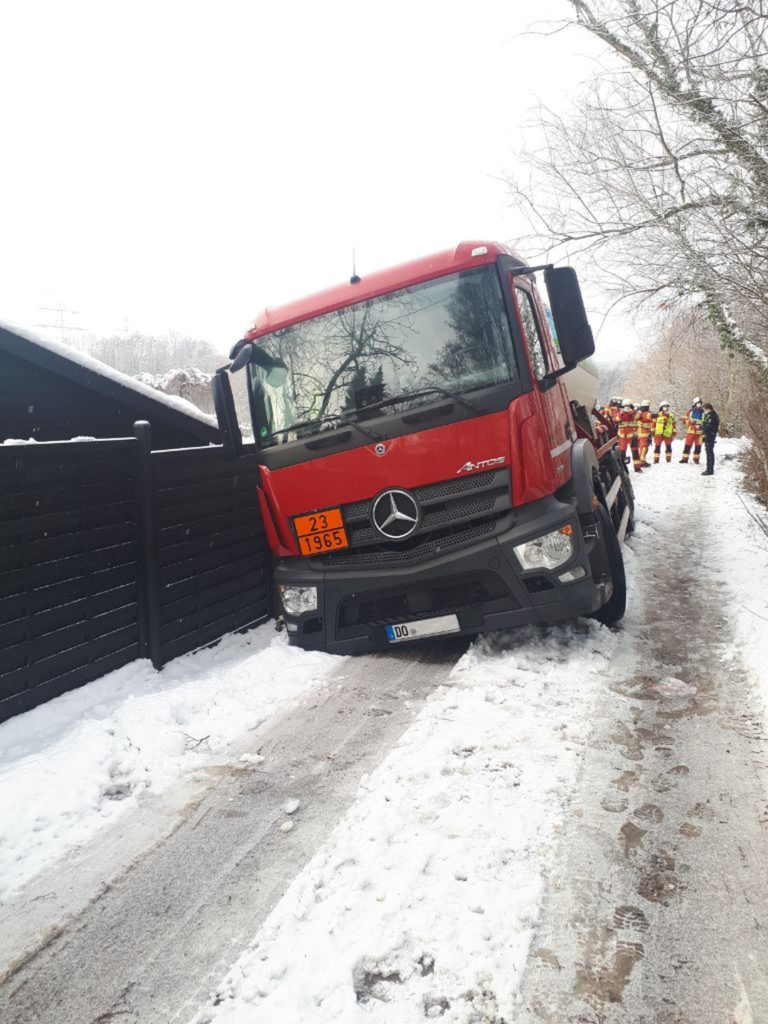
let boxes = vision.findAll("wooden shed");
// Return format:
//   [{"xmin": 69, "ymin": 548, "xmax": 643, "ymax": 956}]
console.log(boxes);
[{"xmin": 0, "ymin": 323, "xmax": 221, "ymax": 450}]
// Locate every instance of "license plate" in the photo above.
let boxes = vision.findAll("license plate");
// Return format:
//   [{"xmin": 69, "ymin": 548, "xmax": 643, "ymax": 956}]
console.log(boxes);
[
  {"xmin": 293, "ymin": 507, "xmax": 349, "ymax": 557},
  {"xmin": 385, "ymin": 614, "xmax": 460, "ymax": 643}
]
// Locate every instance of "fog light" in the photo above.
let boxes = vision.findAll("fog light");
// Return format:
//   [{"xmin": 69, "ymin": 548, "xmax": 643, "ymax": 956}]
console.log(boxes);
[
  {"xmin": 559, "ymin": 566, "xmax": 586, "ymax": 583},
  {"xmin": 279, "ymin": 585, "xmax": 318, "ymax": 617},
  {"xmin": 514, "ymin": 526, "xmax": 575, "ymax": 571}
]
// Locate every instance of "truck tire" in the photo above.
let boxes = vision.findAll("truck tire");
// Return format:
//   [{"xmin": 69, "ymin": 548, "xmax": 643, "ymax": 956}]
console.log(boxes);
[{"xmin": 591, "ymin": 503, "xmax": 627, "ymax": 625}]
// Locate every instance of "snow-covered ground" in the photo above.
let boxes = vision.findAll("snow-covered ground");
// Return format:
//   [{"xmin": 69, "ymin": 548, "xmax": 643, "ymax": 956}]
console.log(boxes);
[
  {"xmin": 0, "ymin": 627, "xmax": 339, "ymax": 897},
  {"xmin": 186, "ymin": 566, "xmax": 643, "ymax": 1024},
  {"xmin": 705, "ymin": 439, "xmax": 768, "ymax": 715},
  {"xmin": 630, "ymin": 437, "xmax": 768, "ymax": 711}
]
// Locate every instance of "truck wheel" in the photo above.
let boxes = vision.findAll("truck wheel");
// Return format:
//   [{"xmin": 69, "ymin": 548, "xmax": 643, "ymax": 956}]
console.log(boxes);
[{"xmin": 591, "ymin": 503, "xmax": 627, "ymax": 626}]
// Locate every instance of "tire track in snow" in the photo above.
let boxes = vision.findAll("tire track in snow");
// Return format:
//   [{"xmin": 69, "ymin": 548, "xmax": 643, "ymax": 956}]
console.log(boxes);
[
  {"xmin": 518, "ymin": 460, "xmax": 768, "ymax": 1023},
  {"xmin": 0, "ymin": 642, "xmax": 463, "ymax": 1024}
]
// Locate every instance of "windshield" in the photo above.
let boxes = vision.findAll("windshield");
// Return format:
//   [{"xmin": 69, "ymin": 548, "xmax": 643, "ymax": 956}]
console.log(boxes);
[{"xmin": 248, "ymin": 265, "xmax": 518, "ymax": 445}]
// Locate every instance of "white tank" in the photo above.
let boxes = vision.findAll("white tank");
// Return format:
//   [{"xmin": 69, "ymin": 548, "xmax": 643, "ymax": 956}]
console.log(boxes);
[
  {"xmin": 543, "ymin": 305, "xmax": 599, "ymax": 411},
  {"xmin": 563, "ymin": 360, "xmax": 599, "ymax": 411}
]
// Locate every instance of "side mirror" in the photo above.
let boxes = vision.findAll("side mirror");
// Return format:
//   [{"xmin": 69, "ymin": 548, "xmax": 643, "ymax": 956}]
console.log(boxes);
[
  {"xmin": 544, "ymin": 267, "xmax": 595, "ymax": 366},
  {"xmin": 229, "ymin": 339, "xmax": 289, "ymax": 387},
  {"xmin": 212, "ymin": 369, "xmax": 243, "ymax": 457}
]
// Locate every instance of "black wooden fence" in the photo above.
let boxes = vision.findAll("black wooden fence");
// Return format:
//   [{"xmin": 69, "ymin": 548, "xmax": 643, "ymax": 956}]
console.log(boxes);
[{"xmin": 0, "ymin": 427, "xmax": 271, "ymax": 724}]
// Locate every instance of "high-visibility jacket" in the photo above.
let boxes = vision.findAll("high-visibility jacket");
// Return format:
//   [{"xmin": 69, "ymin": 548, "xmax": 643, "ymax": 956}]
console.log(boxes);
[
  {"xmin": 655, "ymin": 411, "xmax": 676, "ymax": 439},
  {"xmin": 637, "ymin": 410, "xmax": 655, "ymax": 438}
]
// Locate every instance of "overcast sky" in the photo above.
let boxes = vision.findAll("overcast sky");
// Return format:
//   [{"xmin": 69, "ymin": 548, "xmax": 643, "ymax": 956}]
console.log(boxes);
[{"xmin": 1, "ymin": 0, "xmax": 637, "ymax": 360}]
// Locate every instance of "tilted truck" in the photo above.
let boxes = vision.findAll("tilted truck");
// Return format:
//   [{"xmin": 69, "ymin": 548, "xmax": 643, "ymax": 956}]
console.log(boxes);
[{"xmin": 212, "ymin": 241, "xmax": 635, "ymax": 654}]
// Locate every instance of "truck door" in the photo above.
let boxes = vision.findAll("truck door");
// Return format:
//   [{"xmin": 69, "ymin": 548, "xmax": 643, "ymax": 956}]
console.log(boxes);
[{"xmin": 513, "ymin": 283, "xmax": 573, "ymax": 479}]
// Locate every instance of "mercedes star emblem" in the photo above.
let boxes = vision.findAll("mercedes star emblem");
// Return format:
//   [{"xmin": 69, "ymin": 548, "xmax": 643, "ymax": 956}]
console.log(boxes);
[{"xmin": 371, "ymin": 489, "xmax": 420, "ymax": 540}]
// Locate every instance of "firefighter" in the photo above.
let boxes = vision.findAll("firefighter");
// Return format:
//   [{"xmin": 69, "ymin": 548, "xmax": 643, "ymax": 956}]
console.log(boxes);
[
  {"xmin": 598, "ymin": 395, "xmax": 618, "ymax": 419},
  {"xmin": 618, "ymin": 400, "xmax": 643, "ymax": 473},
  {"xmin": 636, "ymin": 399, "xmax": 655, "ymax": 465},
  {"xmin": 653, "ymin": 402, "xmax": 676, "ymax": 463},
  {"xmin": 679, "ymin": 397, "xmax": 705, "ymax": 464}
]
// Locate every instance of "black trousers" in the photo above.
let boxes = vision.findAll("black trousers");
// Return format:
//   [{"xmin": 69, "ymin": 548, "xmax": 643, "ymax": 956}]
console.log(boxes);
[{"xmin": 705, "ymin": 439, "xmax": 715, "ymax": 472}]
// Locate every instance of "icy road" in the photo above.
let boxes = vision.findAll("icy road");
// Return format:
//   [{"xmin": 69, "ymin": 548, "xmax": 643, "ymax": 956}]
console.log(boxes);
[{"xmin": 1, "ymin": 439, "xmax": 767, "ymax": 1023}]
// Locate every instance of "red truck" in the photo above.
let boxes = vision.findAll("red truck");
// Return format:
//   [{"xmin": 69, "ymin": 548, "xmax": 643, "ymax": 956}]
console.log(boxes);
[{"xmin": 213, "ymin": 241, "xmax": 634, "ymax": 654}]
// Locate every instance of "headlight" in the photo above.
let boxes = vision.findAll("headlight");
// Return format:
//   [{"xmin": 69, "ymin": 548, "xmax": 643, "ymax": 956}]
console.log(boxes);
[
  {"xmin": 514, "ymin": 525, "xmax": 574, "ymax": 571},
  {"xmin": 279, "ymin": 585, "xmax": 318, "ymax": 617}
]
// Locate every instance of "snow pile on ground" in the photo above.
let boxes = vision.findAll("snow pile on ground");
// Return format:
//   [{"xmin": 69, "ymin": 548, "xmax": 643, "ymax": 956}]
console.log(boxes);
[
  {"xmin": 194, "ymin": 617, "xmax": 636, "ymax": 1024},
  {"xmin": 0, "ymin": 628, "xmax": 339, "ymax": 898}
]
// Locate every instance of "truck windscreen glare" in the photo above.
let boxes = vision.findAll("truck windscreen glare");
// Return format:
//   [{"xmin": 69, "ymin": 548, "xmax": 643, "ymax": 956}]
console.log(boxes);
[{"xmin": 248, "ymin": 266, "xmax": 518, "ymax": 445}]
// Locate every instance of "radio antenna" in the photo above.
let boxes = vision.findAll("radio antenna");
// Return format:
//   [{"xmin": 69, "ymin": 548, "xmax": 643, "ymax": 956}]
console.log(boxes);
[{"xmin": 350, "ymin": 247, "xmax": 361, "ymax": 285}]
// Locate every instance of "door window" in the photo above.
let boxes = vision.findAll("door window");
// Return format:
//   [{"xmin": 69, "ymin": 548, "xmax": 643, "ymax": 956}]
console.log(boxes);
[{"xmin": 515, "ymin": 287, "xmax": 550, "ymax": 383}]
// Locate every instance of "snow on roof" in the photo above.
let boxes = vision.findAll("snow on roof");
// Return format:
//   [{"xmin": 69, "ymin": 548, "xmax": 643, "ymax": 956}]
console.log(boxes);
[{"xmin": 0, "ymin": 318, "xmax": 220, "ymax": 431}]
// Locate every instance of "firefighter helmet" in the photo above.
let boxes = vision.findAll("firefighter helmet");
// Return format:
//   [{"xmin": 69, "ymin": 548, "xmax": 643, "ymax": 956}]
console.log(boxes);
[
  {"xmin": 640, "ymin": 399, "xmax": 650, "ymax": 408},
  {"xmin": 622, "ymin": 400, "xmax": 633, "ymax": 409},
  {"xmin": 693, "ymin": 396, "xmax": 702, "ymax": 405},
  {"xmin": 659, "ymin": 401, "xmax": 670, "ymax": 409}
]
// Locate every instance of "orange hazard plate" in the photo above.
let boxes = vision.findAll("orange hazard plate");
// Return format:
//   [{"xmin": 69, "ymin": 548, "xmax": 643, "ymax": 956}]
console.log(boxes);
[{"xmin": 293, "ymin": 507, "xmax": 349, "ymax": 557}]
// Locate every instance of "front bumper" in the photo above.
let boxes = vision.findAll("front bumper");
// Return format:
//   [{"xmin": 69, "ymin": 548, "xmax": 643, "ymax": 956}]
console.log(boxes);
[{"xmin": 275, "ymin": 494, "xmax": 607, "ymax": 655}]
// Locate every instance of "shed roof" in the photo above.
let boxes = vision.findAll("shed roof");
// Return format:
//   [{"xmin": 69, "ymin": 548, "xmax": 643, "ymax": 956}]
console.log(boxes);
[{"xmin": 0, "ymin": 321, "xmax": 221, "ymax": 445}]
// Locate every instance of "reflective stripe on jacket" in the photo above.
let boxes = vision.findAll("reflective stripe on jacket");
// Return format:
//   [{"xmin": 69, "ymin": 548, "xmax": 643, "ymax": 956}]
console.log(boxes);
[
  {"xmin": 618, "ymin": 410, "xmax": 637, "ymax": 438},
  {"xmin": 637, "ymin": 411, "xmax": 655, "ymax": 436}
]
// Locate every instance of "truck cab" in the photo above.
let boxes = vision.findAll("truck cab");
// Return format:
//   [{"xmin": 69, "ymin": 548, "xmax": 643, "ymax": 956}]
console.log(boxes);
[{"xmin": 214, "ymin": 241, "xmax": 630, "ymax": 653}]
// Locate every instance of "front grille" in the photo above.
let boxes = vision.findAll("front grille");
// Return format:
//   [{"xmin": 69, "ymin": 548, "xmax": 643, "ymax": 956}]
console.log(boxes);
[
  {"xmin": 337, "ymin": 573, "xmax": 514, "ymax": 634},
  {"xmin": 320, "ymin": 468, "xmax": 512, "ymax": 569}
]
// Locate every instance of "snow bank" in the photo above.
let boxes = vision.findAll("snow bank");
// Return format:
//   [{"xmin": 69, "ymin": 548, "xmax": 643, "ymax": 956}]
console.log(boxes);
[
  {"xmin": 0, "ymin": 627, "xmax": 340, "ymax": 898},
  {"xmin": 194, "ymin": 617, "xmax": 635, "ymax": 1024},
  {"xmin": 0, "ymin": 318, "xmax": 219, "ymax": 429}
]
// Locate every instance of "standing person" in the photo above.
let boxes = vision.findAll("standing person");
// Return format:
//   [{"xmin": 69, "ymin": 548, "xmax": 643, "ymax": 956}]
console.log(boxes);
[
  {"xmin": 637, "ymin": 400, "xmax": 655, "ymax": 466},
  {"xmin": 606, "ymin": 397, "xmax": 623, "ymax": 425},
  {"xmin": 653, "ymin": 402, "xmax": 676, "ymax": 463},
  {"xmin": 701, "ymin": 403, "xmax": 720, "ymax": 475},
  {"xmin": 679, "ymin": 397, "xmax": 705, "ymax": 464},
  {"xmin": 618, "ymin": 401, "xmax": 643, "ymax": 473}
]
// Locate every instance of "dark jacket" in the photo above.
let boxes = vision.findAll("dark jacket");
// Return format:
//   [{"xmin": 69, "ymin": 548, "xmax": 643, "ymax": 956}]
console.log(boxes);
[{"xmin": 702, "ymin": 409, "xmax": 720, "ymax": 442}]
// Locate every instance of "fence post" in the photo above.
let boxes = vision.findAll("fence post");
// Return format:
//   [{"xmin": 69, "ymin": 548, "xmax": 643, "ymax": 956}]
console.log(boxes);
[{"xmin": 134, "ymin": 421, "xmax": 163, "ymax": 670}]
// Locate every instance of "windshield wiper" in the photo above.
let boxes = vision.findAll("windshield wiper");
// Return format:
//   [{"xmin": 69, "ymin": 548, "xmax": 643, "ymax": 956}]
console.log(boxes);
[
  {"xmin": 266, "ymin": 410, "xmax": 381, "ymax": 443},
  {"xmin": 265, "ymin": 387, "xmax": 480, "ymax": 444},
  {"xmin": 352, "ymin": 386, "xmax": 480, "ymax": 418}
]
